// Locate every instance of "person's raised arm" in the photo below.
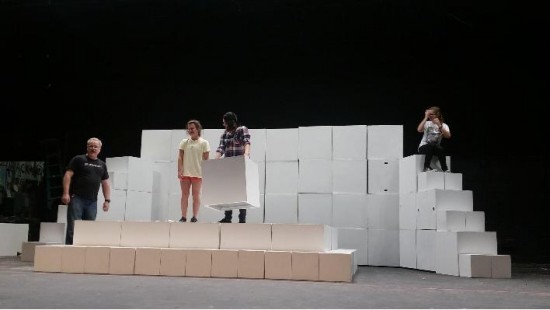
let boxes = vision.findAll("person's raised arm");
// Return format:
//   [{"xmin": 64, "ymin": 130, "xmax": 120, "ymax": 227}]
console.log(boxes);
[{"xmin": 417, "ymin": 109, "xmax": 430, "ymax": 133}]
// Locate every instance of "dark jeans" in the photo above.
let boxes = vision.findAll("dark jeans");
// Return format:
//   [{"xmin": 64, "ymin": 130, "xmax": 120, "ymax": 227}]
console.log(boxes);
[
  {"xmin": 224, "ymin": 209, "xmax": 247, "ymax": 223},
  {"xmin": 419, "ymin": 143, "xmax": 448, "ymax": 171},
  {"xmin": 66, "ymin": 195, "xmax": 98, "ymax": 245}
]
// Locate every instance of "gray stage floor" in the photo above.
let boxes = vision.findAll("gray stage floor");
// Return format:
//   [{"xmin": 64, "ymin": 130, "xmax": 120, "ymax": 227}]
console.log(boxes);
[{"xmin": 0, "ymin": 256, "xmax": 549, "ymax": 309}]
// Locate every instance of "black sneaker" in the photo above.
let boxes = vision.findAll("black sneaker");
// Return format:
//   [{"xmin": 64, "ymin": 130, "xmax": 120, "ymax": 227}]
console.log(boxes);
[
  {"xmin": 179, "ymin": 217, "xmax": 187, "ymax": 222},
  {"xmin": 219, "ymin": 218, "xmax": 232, "ymax": 223},
  {"xmin": 191, "ymin": 217, "xmax": 197, "ymax": 222}
]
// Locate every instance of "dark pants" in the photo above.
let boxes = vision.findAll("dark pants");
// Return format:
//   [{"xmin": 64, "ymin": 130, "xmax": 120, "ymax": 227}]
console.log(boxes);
[
  {"xmin": 419, "ymin": 144, "xmax": 448, "ymax": 171},
  {"xmin": 66, "ymin": 195, "xmax": 97, "ymax": 245},
  {"xmin": 224, "ymin": 209, "xmax": 247, "ymax": 223}
]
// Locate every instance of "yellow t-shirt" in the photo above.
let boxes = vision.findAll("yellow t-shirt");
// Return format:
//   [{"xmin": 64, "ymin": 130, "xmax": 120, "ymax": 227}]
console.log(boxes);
[{"xmin": 179, "ymin": 137, "xmax": 210, "ymax": 178}]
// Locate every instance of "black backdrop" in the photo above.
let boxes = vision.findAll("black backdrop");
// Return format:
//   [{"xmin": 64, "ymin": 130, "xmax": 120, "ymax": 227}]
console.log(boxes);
[{"xmin": 1, "ymin": 0, "xmax": 548, "ymax": 263}]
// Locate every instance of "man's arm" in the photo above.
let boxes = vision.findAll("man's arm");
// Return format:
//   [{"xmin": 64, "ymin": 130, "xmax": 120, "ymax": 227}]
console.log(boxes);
[
  {"xmin": 101, "ymin": 179, "xmax": 111, "ymax": 212},
  {"xmin": 61, "ymin": 170, "xmax": 74, "ymax": 204}
]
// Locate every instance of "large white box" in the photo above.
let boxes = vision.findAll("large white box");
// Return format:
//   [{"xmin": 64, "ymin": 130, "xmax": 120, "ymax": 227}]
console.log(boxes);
[
  {"xmin": 0, "ymin": 223, "xmax": 29, "ymax": 256},
  {"xmin": 298, "ymin": 126, "xmax": 332, "ymax": 160},
  {"xmin": 73, "ymin": 220, "xmax": 121, "ymax": 246},
  {"xmin": 169, "ymin": 222, "xmax": 220, "ymax": 249},
  {"xmin": 271, "ymin": 224, "xmax": 332, "ymax": 252},
  {"xmin": 248, "ymin": 128, "xmax": 267, "ymax": 163},
  {"xmin": 220, "ymin": 223, "xmax": 272, "ymax": 250},
  {"xmin": 417, "ymin": 189, "xmax": 474, "ymax": 230},
  {"xmin": 367, "ymin": 159, "xmax": 399, "ymax": 194},
  {"xmin": 435, "ymin": 231, "xmax": 498, "ymax": 276},
  {"xmin": 265, "ymin": 161, "xmax": 299, "ymax": 194},
  {"xmin": 39, "ymin": 222, "xmax": 66, "ymax": 243},
  {"xmin": 298, "ymin": 159, "xmax": 332, "ymax": 193},
  {"xmin": 201, "ymin": 156, "xmax": 261, "ymax": 210},
  {"xmin": 266, "ymin": 128, "xmax": 299, "ymax": 161},
  {"xmin": 140, "ymin": 129, "xmax": 172, "ymax": 161},
  {"xmin": 106, "ymin": 156, "xmax": 153, "ymax": 192},
  {"xmin": 120, "ymin": 221, "xmax": 170, "ymax": 248},
  {"xmin": 332, "ymin": 125, "xmax": 367, "ymax": 160},
  {"xmin": 367, "ymin": 125, "xmax": 403, "ymax": 160},
  {"xmin": 332, "ymin": 160, "xmax": 367, "ymax": 194},
  {"xmin": 264, "ymin": 194, "xmax": 298, "ymax": 224}
]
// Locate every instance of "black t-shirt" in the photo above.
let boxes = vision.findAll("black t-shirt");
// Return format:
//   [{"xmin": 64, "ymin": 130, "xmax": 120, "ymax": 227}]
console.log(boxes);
[{"xmin": 66, "ymin": 154, "xmax": 109, "ymax": 201}]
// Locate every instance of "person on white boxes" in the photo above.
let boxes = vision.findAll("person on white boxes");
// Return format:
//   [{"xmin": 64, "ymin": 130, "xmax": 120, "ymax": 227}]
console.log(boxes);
[
  {"xmin": 216, "ymin": 111, "xmax": 251, "ymax": 223},
  {"xmin": 61, "ymin": 137, "xmax": 111, "ymax": 245},
  {"xmin": 417, "ymin": 106, "xmax": 451, "ymax": 172},
  {"xmin": 177, "ymin": 119, "xmax": 210, "ymax": 223}
]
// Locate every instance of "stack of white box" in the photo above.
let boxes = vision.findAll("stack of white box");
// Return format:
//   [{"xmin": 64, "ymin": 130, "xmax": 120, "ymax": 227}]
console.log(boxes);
[
  {"xmin": 398, "ymin": 154, "xmax": 511, "ymax": 278},
  {"xmin": 80, "ymin": 123, "xmax": 510, "ymax": 279},
  {"xmin": 34, "ymin": 220, "xmax": 357, "ymax": 282},
  {"xmin": 98, "ymin": 156, "xmax": 155, "ymax": 221}
]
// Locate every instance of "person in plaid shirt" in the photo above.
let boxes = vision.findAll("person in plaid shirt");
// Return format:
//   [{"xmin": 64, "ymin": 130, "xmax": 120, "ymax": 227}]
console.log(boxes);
[{"xmin": 216, "ymin": 111, "xmax": 251, "ymax": 223}]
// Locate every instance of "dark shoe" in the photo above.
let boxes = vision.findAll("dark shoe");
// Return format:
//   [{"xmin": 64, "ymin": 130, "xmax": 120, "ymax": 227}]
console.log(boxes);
[
  {"xmin": 219, "ymin": 218, "xmax": 231, "ymax": 223},
  {"xmin": 179, "ymin": 217, "xmax": 187, "ymax": 222},
  {"xmin": 239, "ymin": 219, "xmax": 246, "ymax": 223},
  {"xmin": 191, "ymin": 217, "xmax": 197, "ymax": 222}
]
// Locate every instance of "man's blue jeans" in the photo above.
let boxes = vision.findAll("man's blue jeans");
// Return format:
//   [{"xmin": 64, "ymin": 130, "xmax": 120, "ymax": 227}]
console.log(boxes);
[{"xmin": 66, "ymin": 195, "xmax": 97, "ymax": 245}]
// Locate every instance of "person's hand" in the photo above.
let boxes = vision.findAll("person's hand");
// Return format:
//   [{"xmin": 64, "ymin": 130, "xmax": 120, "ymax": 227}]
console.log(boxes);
[
  {"xmin": 424, "ymin": 109, "xmax": 431, "ymax": 119},
  {"xmin": 103, "ymin": 201, "xmax": 110, "ymax": 212},
  {"xmin": 61, "ymin": 193, "xmax": 70, "ymax": 205},
  {"xmin": 432, "ymin": 117, "xmax": 442, "ymax": 127},
  {"xmin": 244, "ymin": 152, "xmax": 250, "ymax": 159}
]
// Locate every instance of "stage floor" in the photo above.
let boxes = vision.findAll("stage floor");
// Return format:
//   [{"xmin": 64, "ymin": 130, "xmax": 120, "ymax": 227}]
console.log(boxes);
[{"xmin": 0, "ymin": 256, "xmax": 549, "ymax": 309}]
